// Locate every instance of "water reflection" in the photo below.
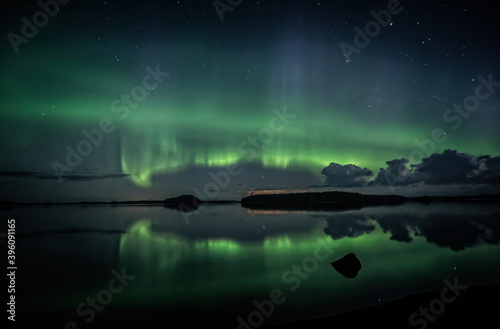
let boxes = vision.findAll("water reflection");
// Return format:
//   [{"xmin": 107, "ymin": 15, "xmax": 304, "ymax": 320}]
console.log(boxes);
[
  {"xmin": 118, "ymin": 219, "xmax": 338, "ymax": 296},
  {"xmin": 323, "ymin": 214, "xmax": 376, "ymax": 239},
  {"xmin": 112, "ymin": 203, "xmax": 500, "ymax": 325},
  {"xmin": 4, "ymin": 202, "xmax": 500, "ymax": 327},
  {"xmin": 321, "ymin": 204, "xmax": 500, "ymax": 251}
]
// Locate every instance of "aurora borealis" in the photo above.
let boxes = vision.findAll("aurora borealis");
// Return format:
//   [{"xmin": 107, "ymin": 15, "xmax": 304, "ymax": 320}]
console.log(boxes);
[{"xmin": 1, "ymin": 0, "xmax": 499, "ymax": 201}]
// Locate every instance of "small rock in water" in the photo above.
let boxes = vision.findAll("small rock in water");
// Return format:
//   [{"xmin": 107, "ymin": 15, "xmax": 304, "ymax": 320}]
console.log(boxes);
[{"xmin": 331, "ymin": 253, "xmax": 361, "ymax": 278}]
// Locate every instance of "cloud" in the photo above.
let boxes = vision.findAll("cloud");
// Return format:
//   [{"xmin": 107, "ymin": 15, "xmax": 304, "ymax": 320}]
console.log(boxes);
[
  {"xmin": 0, "ymin": 171, "xmax": 129, "ymax": 181},
  {"xmin": 323, "ymin": 150, "xmax": 500, "ymax": 188},
  {"xmin": 468, "ymin": 155, "xmax": 500, "ymax": 185},
  {"xmin": 415, "ymin": 149, "xmax": 490, "ymax": 185},
  {"xmin": 321, "ymin": 163, "xmax": 373, "ymax": 187},
  {"xmin": 371, "ymin": 158, "xmax": 426, "ymax": 186}
]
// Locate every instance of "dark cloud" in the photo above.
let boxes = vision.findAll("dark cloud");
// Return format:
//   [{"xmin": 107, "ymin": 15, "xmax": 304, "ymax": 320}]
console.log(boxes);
[
  {"xmin": 0, "ymin": 171, "xmax": 129, "ymax": 181},
  {"xmin": 470, "ymin": 155, "xmax": 500, "ymax": 185},
  {"xmin": 330, "ymin": 150, "xmax": 500, "ymax": 188},
  {"xmin": 415, "ymin": 149, "xmax": 490, "ymax": 185},
  {"xmin": 371, "ymin": 158, "xmax": 426, "ymax": 187},
  {"xmin": 321, "ymin": 163, "xmax": 373, "ymax": 187}
]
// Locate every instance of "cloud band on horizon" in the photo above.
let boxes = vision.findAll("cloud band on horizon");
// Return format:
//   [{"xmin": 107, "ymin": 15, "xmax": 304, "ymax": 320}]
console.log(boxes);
[{"xmin": 322, "ymin": 149, "xmax": 500, "ymax": 188}]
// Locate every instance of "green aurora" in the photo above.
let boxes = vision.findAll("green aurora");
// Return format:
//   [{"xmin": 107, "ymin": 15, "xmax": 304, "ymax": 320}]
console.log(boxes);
[
  {"xmin": 1, "ymin": 0, "xmax": 499, "ymax": 199},
  {"xmin": 3, "ymin": 50, "xmax": 498, "ymax": 188}
]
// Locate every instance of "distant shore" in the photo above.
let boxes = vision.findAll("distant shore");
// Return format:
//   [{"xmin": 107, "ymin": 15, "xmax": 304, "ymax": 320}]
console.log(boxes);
[
  {"xmin": 241, "ymin": 191, "xmax": 500, "ymax": 211},
  {"xmin": 1, "ymin": 192, "xmax": 499, "ymax": 211}
]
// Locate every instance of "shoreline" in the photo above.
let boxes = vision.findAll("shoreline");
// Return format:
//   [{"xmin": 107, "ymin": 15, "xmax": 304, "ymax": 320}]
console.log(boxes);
[{"xmin": 1, "ymin": 191, "xmax": 499, "ymax": 209}]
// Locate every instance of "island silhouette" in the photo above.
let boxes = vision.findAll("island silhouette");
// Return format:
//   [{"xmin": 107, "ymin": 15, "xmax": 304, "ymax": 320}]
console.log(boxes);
[{"xmin": 1, "ymin": 191, "xmax": 499, "ymax": 211}]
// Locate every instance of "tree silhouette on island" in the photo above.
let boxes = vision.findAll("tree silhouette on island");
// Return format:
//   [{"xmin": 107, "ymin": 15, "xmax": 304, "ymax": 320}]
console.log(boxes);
[{"xmin": 0, "ymin": 191, "xmax": 498, "ymax": 211}]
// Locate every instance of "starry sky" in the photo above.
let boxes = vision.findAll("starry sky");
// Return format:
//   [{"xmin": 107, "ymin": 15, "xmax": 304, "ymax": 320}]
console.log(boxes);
[{"xmin": 1, "ymin": 0, "xmax": 499, "ymax": 202}]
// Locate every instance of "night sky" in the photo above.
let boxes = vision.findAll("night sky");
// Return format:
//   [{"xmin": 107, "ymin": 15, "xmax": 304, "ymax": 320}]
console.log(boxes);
[{"xmin": 1, "ymin": 0, "xmax": 499, "ymax": 202}]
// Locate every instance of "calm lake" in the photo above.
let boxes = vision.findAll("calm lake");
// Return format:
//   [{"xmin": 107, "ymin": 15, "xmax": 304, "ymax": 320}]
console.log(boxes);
[{"xmin": 3, "ymin": 202, "xmax": 500, "ymax": 328}]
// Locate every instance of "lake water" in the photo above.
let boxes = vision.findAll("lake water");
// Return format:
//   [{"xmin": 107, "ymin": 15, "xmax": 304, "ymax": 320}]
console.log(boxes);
[{"xmin": 3, "ymin": 202, "xmax": 500, "ymax": 328}]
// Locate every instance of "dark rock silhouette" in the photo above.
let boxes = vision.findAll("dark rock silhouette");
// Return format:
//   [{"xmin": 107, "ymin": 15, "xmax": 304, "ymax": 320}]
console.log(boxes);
[
  {"xmin": 164, "ymin": 194, "xmax": 200, "ymax": 212},
  {"xmin": 331, "ymin": 253, "xmax": 361, "ymax": 278}
]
